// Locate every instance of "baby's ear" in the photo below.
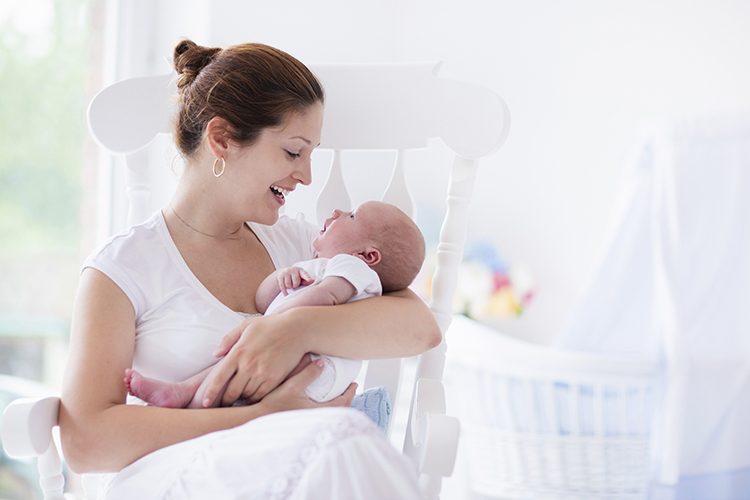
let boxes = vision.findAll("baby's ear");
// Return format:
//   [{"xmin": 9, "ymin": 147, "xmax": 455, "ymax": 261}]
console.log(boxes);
[{"xmin": 357, "ymin": 247, "xmax": 381, "ymax": 266}]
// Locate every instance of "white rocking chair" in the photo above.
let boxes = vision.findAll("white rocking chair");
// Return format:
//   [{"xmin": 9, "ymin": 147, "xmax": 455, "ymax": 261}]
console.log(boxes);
[{"xmin": 1, "ymin": 61, "xmax": 509, "ymax": 499}]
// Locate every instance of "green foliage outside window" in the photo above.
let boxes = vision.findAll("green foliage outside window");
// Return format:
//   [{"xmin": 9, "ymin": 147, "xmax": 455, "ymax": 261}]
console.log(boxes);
[
  {"xmin": 0, "ymin": 0, "xmax": 94, "ymax": 325},
  {"xmin": 0, "ymin": 5, "xmax": 93, "ymax": 495},
  {"xmin": 0, "ymin": 0, "xmax": 91, "ymax": 248}
]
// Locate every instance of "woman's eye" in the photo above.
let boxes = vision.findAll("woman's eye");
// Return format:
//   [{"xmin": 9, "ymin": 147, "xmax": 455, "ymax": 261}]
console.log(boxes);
[
  {"xmin": 286, "ymin": 150, "xmax": 301, "ymax": 159},
  {"xmin": 349, "ymin": 213, "xmax": 355, "ymax": 219}
]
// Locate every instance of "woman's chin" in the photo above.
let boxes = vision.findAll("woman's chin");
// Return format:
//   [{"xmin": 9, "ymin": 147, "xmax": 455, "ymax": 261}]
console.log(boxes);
[{"xmin": 256, "ymin": 210, "xmax": 280, "ymax": 226}]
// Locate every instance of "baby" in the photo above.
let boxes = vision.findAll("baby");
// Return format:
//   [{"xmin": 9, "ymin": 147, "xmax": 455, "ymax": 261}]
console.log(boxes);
[{"xmin": 125, "ymin": 200, "xmax": 426, "ymax": 408}]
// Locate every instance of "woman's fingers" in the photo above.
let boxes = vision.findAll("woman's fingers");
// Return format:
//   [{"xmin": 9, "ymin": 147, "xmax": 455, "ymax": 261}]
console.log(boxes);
[
  {"xmin": 285, "ymin": 353, "xmax": 313, "ymax": 381},
  {"xmin": 207, "ymin": 315, "xmax": 309, "ymax": 406},
  {"xmin": 213, "ymin": 323, "xmax": 244, "ymax": 358},
  {"xmin": 243, "ymin": 367, "xmax": 291, "ymax": 404},
  {"xmin": 222, "ymin": 368, "xmax": 265, "ymax": 406},
  {"xmin": 326, "ymin": 383, "xmax": 357, "ymax": 407},
  {"xmin": 241, "ymin": 354, "xmax": 312, "ymax": 404},
  {"xmin": 200, "ymin": 359, "xmax": 238, "ymax": 407},
  {"xmin": 287, "ymin": 358, "xmax": 325, "ymax": 392}
]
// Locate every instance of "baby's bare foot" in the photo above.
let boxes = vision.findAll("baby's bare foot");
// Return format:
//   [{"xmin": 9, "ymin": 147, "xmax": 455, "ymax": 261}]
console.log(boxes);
[{"xmin": 124, "ymin": 368, "xmax": 197, "ymax": 408}]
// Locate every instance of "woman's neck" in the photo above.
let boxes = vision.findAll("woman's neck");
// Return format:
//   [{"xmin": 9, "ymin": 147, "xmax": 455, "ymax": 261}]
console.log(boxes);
[
  {"xmin": 168, "ymin": 202, "xmax": 245, "ymax": 241},
  {"xmin": 169, "ymin": 174, "xmax": 247, "ymax": 241}
]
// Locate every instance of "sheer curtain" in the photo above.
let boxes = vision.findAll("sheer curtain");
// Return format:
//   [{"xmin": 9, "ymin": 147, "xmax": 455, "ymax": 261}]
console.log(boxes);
[{"xmin": 556, "ymin": 112, "xmax": 750, "ymax": 498}]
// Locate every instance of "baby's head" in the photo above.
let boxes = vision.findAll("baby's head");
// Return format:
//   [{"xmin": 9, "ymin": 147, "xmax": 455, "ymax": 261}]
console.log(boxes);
[{"xmin": 313, "ymin": 201, "xmax": 425, "ymax": 292}]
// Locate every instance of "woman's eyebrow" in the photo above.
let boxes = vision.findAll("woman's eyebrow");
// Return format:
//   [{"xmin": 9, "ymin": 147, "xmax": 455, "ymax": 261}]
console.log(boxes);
[{"xmin": 290, "ymin": 136, "xmax": 322, "ymax": 148}]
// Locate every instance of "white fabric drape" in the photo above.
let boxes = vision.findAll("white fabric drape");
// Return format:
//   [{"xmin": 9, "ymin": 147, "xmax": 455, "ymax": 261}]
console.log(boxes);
[
  {"xmin": 555, "ymin": 112, "xmax": 750, "ymax": 492},
  {"xmin": 100, "ymin": 408, "xmax": 421, "ymax": 499}
]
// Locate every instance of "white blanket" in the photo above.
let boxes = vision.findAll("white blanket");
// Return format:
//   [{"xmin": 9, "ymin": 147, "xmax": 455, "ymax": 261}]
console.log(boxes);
[{"xmin": 99, "ymin": 407, "xmax": 421, "ymax": 499}]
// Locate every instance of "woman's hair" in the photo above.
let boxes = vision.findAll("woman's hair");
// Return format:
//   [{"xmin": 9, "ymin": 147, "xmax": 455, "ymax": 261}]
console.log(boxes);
[{"xmin": 172, "ymin": 39, "xmax": 325, "ymax": 157}]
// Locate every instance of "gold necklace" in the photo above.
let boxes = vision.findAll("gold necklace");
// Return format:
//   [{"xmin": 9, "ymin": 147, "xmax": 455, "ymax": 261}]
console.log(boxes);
[{"xmin": 169, "ymin": 203, "xmax": 244, "ymax": 241}]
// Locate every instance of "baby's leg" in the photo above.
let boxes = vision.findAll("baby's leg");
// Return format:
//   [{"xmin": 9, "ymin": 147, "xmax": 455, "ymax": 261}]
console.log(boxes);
[
  {"xmin": 188, "ymin": 362, "xmax": 233, "ymax": 408},
  {"xmin": 124, "ymin": 368, "xmax": 208, "ymax": 408}
]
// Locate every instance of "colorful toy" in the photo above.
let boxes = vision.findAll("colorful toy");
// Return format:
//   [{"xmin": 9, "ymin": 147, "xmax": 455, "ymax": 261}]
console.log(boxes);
[{"xmin": 414, "ymin": 240, "xmax": 535, "ymax": 319}]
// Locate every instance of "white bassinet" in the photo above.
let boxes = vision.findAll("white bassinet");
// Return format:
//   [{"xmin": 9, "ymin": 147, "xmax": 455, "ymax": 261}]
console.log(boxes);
[
  {"xmin": 446, "ymin": 315, "xmax": 658, "ymax": 499},
  {"xmin": 447, "ymin": 110, "xmax": 750, "ymax": 499}
]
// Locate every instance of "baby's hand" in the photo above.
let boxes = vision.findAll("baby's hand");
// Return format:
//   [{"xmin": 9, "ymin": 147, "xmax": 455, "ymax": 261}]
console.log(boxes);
[{"xmin": 277, "ymin": 266, "xmax": 313, "ymax": 295}]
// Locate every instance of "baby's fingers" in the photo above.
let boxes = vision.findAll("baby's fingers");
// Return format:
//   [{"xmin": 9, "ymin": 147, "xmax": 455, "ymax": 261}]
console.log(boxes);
[
  {"xmin": 285, "ymin": 273, "xmax": 298, "ymax": 291},
  {"xmin": 278, "ymin": 273, "xmax": 295, "ymax": 296},
  {"xmin": 299, "ymin": 270, "xmax": 313, "ymax": 286}
]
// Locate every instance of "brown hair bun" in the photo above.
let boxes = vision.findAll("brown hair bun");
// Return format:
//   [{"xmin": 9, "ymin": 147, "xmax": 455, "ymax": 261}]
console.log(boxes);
[{"xmin": 173, "ymin": 40, "xmax": 222, "ymax": 90}]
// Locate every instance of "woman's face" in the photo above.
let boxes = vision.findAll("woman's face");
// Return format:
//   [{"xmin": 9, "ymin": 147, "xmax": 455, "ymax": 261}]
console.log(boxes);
[{"xmin": 227, "ymin": 102, "xmax": 323, "ymax": 225}]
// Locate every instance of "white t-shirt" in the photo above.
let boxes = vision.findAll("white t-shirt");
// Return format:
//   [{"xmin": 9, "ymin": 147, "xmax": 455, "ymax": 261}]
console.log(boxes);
[{"xmin": 83, "ymin": 210, "xmax": 319, "ymax": 384}]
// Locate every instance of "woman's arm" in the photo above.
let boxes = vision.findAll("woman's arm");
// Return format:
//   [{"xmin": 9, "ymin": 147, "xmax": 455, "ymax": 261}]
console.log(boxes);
[
  {"xmin": 207, "ymin": 287, "xmax": 441, "ymax": 405},
  {"xmin": 59, "ymin": 268, "xmax": 351, "ymax": 473}
]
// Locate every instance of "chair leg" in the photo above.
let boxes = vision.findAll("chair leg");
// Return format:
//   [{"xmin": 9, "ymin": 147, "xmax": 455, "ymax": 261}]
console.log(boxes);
[
  {"xmin": 38, "ymin": 438, "xmax": 66, "ymax": 500},
  {"xmin": 419, "ymin": 474, "xmax": 443, "ymax": 500}
]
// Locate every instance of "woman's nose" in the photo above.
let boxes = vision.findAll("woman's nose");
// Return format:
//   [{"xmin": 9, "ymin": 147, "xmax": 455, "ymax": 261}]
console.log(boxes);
[{"xmin": 294, "ymin": 159, "xmax": 312, "ymax": 186}]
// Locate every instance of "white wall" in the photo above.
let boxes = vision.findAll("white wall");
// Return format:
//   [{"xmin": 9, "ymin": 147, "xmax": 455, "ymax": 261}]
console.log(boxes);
[{"xmin": 118, "ymin": 0, "xmax": 750, "ymax": 343}]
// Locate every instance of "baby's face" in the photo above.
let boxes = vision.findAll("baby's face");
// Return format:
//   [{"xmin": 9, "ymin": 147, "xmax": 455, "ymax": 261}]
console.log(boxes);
[{"xmin": 313, "ymin": 201, "xmax": 387, "ymax": 258}]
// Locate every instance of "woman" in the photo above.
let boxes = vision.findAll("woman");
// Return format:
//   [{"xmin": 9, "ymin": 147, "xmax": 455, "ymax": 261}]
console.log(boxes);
[{"xmin": 59, "ymin": 40, "xmax": 440, "ymax": 498}]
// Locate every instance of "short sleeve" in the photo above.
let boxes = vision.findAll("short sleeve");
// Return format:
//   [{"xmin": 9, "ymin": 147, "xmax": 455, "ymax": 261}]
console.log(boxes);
[
  {"xmin": 318, "ymin": 254, "xmax": 382, "ymax": 298},
  {"xmin": 81, "ymin": 218, "xmax": 163, "ymax": 319}
]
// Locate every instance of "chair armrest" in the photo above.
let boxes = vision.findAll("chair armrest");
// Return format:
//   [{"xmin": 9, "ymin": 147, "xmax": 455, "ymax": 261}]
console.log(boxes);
[{"xmin": 1, "ymin": 396, "xmax": 61, "ymax": 458}]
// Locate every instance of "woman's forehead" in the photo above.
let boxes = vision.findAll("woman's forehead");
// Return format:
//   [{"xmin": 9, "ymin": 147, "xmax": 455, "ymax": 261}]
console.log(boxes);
[{"xmin": 273, "ymin": 103, "xmax": 323, "ymax": 141}]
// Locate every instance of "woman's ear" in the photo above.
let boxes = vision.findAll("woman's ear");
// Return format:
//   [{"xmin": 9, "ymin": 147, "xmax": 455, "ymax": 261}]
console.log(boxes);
[
  {"xmin": 358, "ymin": 247, "xmax": 382, "ymax": 266},
  {"xmin": 204, "ymin": 116, "xmax": 234, "ymax": 158}
]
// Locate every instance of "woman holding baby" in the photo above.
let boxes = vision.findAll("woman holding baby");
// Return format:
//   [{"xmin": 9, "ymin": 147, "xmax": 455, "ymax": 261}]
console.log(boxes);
[{"xmin": 59, "ymin": 39, "xmax": 438, "ymax": 498}]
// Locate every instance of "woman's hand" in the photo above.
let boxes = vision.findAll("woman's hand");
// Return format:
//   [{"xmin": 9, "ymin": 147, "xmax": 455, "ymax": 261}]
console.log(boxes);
[
  {"xmin": 259, "ymin": 357, "xmax": 357, "ymax": 414},
  {"xmin": 205, "ymin": 314, "xmax": 309, "ymax": 406}
]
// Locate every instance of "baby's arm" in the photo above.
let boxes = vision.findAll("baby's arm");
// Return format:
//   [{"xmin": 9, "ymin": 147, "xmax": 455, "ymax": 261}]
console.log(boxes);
[
  {"xmin": 255, "ymin": 266, "xmax": 313, "ymax": 313},
  {"xmin": 269, "ymin": 276, "xmax": 356, "ymax": 315}
]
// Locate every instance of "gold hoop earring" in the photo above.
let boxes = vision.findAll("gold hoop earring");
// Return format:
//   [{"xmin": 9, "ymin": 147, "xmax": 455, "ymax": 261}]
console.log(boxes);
[{"xmin": 212, "ymin": 157, "xmax": 226, "ymax": 178}]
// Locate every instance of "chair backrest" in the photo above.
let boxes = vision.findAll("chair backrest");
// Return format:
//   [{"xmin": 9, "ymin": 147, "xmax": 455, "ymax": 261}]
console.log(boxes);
[{"xmin": 84, "ymin": 61, "xmax": 510, "ymax": 499}]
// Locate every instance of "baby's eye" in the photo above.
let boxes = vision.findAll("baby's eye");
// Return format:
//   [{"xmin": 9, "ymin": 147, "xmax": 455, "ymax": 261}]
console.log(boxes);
[
  {"xmin": 349, "ymin": 212, "xmax": 356, "ymax": 219},
  {"xmin": 286, "ymin": 150, "xmax": 301, "ymax": 159}
]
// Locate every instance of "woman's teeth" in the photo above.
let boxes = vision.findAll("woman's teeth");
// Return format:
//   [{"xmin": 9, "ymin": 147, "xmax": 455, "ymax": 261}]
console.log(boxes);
[{"xmin": 270, "ymin": 185, "xmax": 289, "ymax": 200}]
